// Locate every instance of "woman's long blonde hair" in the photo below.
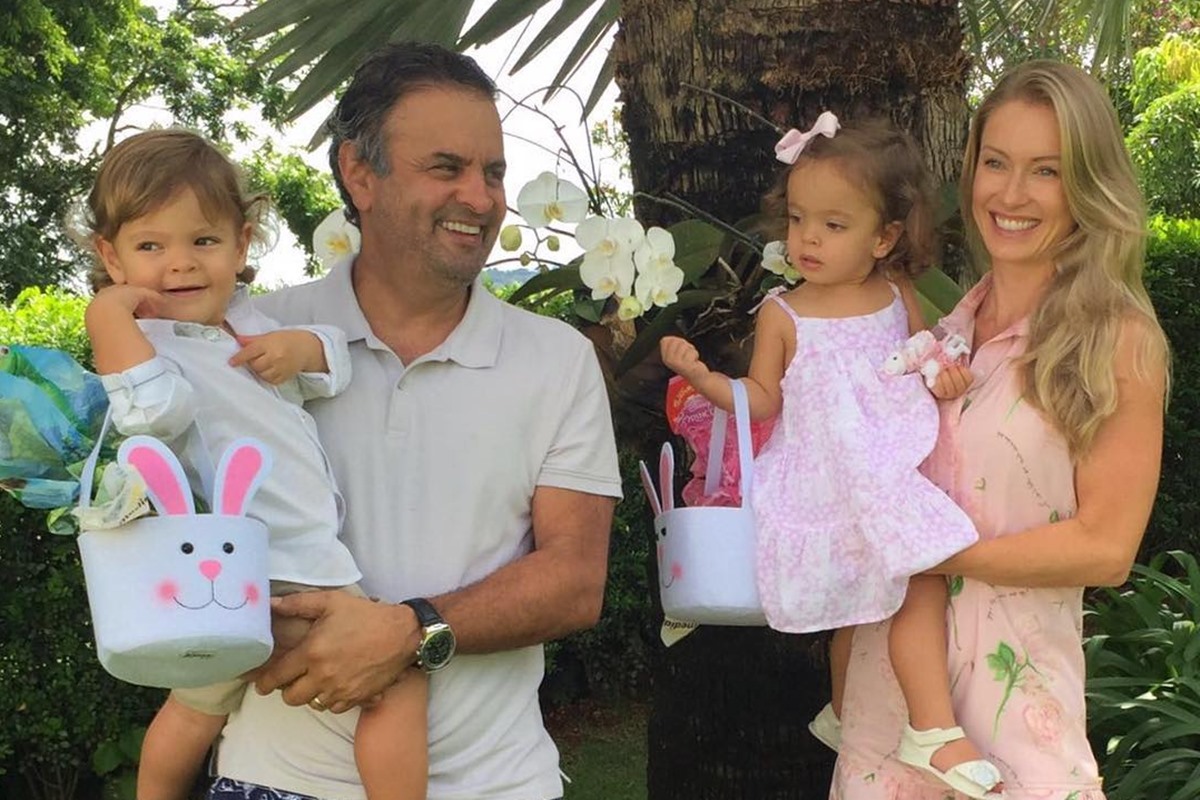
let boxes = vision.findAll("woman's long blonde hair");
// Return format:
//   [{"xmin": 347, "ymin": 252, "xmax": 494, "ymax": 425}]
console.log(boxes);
[{"xmin": 960, "ymin": 60, "xmax": 1168, "ymax": 457}]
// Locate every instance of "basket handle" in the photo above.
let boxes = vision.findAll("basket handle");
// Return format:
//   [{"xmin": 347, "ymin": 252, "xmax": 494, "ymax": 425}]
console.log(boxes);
[
  {"xmin": 77, "ymin": 406, "xmax": 114, "ymax": 510},
  {"xmin": 701, "ymin": 379, "xmax": 753, "ymax": 508}
]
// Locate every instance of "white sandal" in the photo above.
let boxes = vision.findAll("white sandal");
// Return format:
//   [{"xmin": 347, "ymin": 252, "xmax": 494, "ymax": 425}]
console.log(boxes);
[
  {"xmin": 896, "ymin": 724, "xmax": 1005, "ymax": 799},
  {"xmin": 808, "ymin": 703, "xmax": 842, "ymax": 752}
]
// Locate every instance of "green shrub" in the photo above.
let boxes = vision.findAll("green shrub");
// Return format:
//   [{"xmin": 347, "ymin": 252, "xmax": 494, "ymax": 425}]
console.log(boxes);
[
  {"xmin": 1127, "ymin": 33, "xmax": 1200, "ymax": 217},
  {"xmin": 0, "ymin": 287, "xmax": 160, "ymax": 800},
  {"xmin": 1086, "ymin": 551, "xmax": 1200, "ymax": 800},
  {"xmin": 1143, "ymin": 217, "xmax": 1200, "ymax": 558},
  {"xmin": 546, "ymin": 449, "xmax": 656, "ymax": 703}
]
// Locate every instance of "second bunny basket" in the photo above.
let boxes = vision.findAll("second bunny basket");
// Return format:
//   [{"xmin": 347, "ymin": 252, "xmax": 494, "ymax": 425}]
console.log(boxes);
[
  {"xmin": 76, "ymin": 432, "xmax": 274, "ymax": 688},
  {"xmin": 640, "ymin": 379, "xmax": 766, "ymax": 626}
]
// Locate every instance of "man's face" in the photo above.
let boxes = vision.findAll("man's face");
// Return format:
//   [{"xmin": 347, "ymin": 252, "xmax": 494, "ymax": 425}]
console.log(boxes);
[{"xmin": 354, "ymin": 85, "xmax": 507, "ymax": 286}]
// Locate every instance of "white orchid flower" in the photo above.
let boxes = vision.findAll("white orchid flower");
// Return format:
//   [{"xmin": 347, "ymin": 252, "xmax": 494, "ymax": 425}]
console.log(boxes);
[
  {"xmin": 516, "ymin": 172, "xmax": 589, "ymax": 228},
  {"xmin": 761, "ymin": 240, "xmax": 790, "ymax": 275},
  {"xmin": 313, "ymin": 210, "xmax": 361, "ymax": 266},
  {"xmin": 577, "ymin": 216, "xmax": 644, "ymax": 300},
  {"xmin": 761, "ymin": 239, "xmax": 800, "ymax": 284},
  {"xmin": 634, "ymin": 227, "xmax": 685, "ymax": 308},
  {"xmin": 617, "ymin": 296, "xmax": 645, "ymax": 321}
]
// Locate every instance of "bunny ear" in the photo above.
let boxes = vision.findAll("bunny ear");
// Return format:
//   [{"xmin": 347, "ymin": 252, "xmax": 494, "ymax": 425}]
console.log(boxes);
[
  {"xmin": 212, "ymin": 438, "xmax": 273, "ymax": 516},
  {"xmin": 659, "ymin": 443, "xmax": 675, "ymax": 512},
  {"xmin": 638, "ymin": 460, "xmax": 663, "ymax": 517},
  {"xmin": 118, "ymin": 436, "xmax": 194, "ymax": 515}
]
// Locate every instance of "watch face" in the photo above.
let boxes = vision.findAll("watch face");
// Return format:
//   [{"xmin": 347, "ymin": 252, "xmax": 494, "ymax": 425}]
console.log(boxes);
[{"xmin": 422, "ymin": 627, "xmax": 456, "ymax": 670}]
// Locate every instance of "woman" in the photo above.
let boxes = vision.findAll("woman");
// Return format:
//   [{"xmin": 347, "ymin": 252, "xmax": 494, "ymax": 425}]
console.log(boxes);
[{"xmin": 830, "ymin": 60, "xmax": 1168, "ymax": 800}]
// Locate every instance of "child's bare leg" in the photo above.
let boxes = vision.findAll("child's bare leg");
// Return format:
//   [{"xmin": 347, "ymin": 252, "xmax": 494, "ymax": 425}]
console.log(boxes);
[
  {"xmin": 829, "ymin": 626, "xmax": 854, "ymax": 717},
  {"xmin": 356, "ymin": 669, "xmax": 430, "ymax": 800},
  {"xmin": 138, "ymin": 696, "xmax": 226, "ymax": 800},
  {"xmin": 889, "ymin": 574, "xmax": 984, "ymax": 775}
]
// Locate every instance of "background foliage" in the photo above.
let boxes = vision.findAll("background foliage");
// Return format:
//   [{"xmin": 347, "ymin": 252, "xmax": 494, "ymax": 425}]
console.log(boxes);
[{"xmin": 0, "ymin": 0, "xmax": 335, "ymax": 298}]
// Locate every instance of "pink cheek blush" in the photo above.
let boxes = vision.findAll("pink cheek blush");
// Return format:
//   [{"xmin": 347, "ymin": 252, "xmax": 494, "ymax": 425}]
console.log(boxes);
[{"xmin": 156, "ymin": 580, "xmax": 179, "ymax": 605}]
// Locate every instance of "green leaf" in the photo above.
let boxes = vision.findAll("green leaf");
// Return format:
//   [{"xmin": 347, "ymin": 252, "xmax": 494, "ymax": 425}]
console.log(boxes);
[
  {"xmin": 509, "ymin": 263, "xmax": 584, "ymax": 305},
  {"xmin": 582, "ymin": 48, "xmax": 617, "ymax": 120},
  {"xmin": 118, "ymin": 726, "xmax": 145, "ymax": 761},
  {"xmin": 92, "ymin": 740, "xmax": 123, "ymax": 776},
  {"xmin": 985, "ymin": 653, "xmax": 1008, "ymax": 681},
  {"xmin": 512, "ymin": 0, "xmax": 599, "ymax": 74},
  {"xmin": 573, "ymin": 296, "xmax": 606, "ymax": 323},
  {"xmin": 545, "ymin": 0, "xmax": 619, "ymax": 95},
  {"xmin": 615, "ymin": 290, "xmax": 720, "ymax": 375},
  {"xmin": 459, "ymin": 0, "xmax": 558, "ymax": 48},
  {"xmin": 233, "ymin": 0, "xmax": 335, "ymax": 41},
  {"xmin": 996, "ymin": 641, "xmax": 1017, "ymax": 668},
  {"xmin": 668, "ymin": 220, "xmax": 726, "ymax": 285},
  {"xmin": 913, "ymin": 267, "xmax": 963, "ymax": 317}
]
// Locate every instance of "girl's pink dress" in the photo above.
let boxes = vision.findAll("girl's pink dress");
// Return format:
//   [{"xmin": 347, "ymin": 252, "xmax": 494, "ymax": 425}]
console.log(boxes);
[
  {"xmin": 831, "ymin": 274, "xmax": 1106, "ymax": 800},
  {"xmin": 752, "ymin": 290, "xmax": 977, "ymax": 633}
]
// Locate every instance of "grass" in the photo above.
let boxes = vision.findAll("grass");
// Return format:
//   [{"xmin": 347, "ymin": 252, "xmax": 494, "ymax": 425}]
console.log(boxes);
[{"xmin": 547, "ymin": 698, "xmax": 649, "ymax": 800}]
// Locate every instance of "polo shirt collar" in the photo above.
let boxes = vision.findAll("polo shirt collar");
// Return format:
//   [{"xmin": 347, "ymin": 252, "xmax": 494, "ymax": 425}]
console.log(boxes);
[
  {"xmin": 324, "ymin": 256, "xmax": 502, "ymax": 368},
  {"xmin": 943, "ymin": 271, "xmax": 1030, "ymax": 348}
]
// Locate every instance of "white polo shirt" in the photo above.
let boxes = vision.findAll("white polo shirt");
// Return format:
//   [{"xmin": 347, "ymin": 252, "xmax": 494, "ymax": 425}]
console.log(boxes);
[
  {"xmin": 99, "ymin": 287, "xmax": 360, "ymax": 587},
  {"xmin": 216, "ymin": 259, "xmax": 622, "ymax": 800}
]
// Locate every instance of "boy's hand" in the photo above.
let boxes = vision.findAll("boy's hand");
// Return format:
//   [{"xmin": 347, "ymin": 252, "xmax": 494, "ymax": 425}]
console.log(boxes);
[
  {"xmin": 660, "ymin": 336, "xmax": 710, "ymax": 383},
  {"xmin": 931, "ymin": 365, "xmax": 974, "ymax": 400},
  {"xmin": 230, "ymin": 330, "xmax": 325, "ymax": 385},
  {"xmin": 89, "ymin": 285, "xmax": 167, "ymax": 320}
]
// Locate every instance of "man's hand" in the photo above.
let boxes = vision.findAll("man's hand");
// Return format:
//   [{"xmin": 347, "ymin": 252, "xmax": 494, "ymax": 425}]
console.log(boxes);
[
  {"xmin": 931, "ymin": 364, "xmax": 974, "ymax": 400},
  {"xmin": 252, "ymin": 590, "xmax": 419, "ymax": 713},
  {"xmin": 660, "ymin": 336, "xmax": 710, "ymax": 383},
  {"xmin": 230, "ymin": 330, "xmax": 326, "ymax": 385}
]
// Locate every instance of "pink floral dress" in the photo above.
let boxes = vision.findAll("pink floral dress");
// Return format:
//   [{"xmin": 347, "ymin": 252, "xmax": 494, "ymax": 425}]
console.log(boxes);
[
  {"xmin": 751, "ymin": 290, "xmax": 977, "ymax": 633},
  {"xmin": 831, "ymin": 274, "xmax": 1106, "ymax": 800}
]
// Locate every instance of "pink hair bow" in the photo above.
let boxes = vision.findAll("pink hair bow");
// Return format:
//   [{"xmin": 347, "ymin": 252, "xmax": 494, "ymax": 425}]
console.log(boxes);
[{"xmin": 774, "ymin": 111, "xmax": 841, "ymax": 164}]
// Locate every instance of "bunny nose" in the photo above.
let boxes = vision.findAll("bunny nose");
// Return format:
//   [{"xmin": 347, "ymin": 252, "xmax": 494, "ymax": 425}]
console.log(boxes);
[{"xmin": 199, "ymin": 560, "xmax": 222, "ymax": 581}]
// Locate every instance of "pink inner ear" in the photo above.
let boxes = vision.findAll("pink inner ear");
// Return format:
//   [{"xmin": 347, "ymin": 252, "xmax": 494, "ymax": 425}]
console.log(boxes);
[
  {"xmin": 126, "ymin": 449, "xmax": 190, "ymax": 515},
  {"xmin": 221, "ymin": 447, "xmax": 263, "ymax": 515}
]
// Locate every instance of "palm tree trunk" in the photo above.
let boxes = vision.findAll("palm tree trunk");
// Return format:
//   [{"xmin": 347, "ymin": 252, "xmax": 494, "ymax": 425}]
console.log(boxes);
[{"xmin": 611, "ymin": 2, "xmax": 968, "ymax": 796}]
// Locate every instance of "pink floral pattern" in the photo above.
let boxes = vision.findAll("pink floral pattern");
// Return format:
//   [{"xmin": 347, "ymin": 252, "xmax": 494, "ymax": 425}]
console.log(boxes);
[
  {"xmin": 830, "ymin": 275, "xmax": 1106, "ymax": 800},
  {"xmin": 752, "ymin": 290, "xmax": 977, "ymax": 633}
]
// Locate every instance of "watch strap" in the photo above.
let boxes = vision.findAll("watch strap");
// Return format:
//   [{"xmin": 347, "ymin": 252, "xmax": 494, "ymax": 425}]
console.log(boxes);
[{"xmin": 400, "ymin": 597, "xmax": 442, "ymax": 628}]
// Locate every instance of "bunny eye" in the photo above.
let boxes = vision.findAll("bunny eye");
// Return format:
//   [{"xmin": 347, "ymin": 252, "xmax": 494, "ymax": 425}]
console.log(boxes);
[
  {"xmin": 180, "ymin": 542, "xmax": 194, "ymax": 554},
  {"xmin": 222, "ymin": 542, "xmax": 235, "ymax": 554}
]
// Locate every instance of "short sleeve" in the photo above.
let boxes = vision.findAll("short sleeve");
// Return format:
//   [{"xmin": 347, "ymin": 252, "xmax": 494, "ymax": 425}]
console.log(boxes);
[{"xmin": 536, "ymin": 338, "xmax": 622, "ymax": 499}]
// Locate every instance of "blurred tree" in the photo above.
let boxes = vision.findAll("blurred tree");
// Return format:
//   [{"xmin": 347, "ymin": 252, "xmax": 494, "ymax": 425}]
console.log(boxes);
[{"xmin": 0, "ymin": 0, "xmax": 334, "ymax": 298}]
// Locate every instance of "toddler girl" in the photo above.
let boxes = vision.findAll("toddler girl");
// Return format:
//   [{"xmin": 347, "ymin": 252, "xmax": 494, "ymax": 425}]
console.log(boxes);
[
  {"xmin": 660, "ymin": 114, "xmax": 1003, "ymax": 800},
  {"xmin": 80, "ymin": 129, "xmax": 427, "ymax": 800}
]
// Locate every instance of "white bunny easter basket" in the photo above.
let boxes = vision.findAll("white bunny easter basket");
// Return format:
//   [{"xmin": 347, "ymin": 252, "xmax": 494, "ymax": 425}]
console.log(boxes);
[
  {"xmin": 76, "ymin": 420, "xmax": 274, "ymax": 689},
  {"xmin": 640, "ymin": 379, "xmax": 766, "ymax": 626}
]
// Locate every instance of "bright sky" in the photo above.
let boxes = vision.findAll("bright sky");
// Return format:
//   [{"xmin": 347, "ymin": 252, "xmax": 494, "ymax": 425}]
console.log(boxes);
[{"xmin": 89, "ymin": 1, "xmax": 623, "ymax": 287}]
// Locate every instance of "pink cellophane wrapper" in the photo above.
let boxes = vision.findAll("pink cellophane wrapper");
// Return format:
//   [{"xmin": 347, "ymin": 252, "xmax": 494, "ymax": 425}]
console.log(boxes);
[{"xmin": 666, "ymin": 376, "xmax": 775, "ymax": 507}]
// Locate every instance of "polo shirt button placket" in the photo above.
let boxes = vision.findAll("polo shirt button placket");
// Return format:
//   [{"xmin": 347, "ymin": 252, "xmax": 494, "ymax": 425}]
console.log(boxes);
[{"xmin": 388, "ymin": 378, "xmax": 410, "ymax": 439}]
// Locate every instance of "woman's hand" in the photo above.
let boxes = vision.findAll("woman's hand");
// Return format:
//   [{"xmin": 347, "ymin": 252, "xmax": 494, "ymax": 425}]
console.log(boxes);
[{"xmin": 930, "ymin": 365, "xmax": 974, "ymax": 400}]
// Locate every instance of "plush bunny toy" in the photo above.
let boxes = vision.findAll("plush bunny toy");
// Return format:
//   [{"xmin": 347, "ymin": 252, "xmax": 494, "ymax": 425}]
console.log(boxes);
[
  {"xmin": 76, "ymin": 435, "xmax": 274, "ymax": 688},
  {"xmin": 882, "ymin": 329, "xmax": 971, "ymax": 389}
]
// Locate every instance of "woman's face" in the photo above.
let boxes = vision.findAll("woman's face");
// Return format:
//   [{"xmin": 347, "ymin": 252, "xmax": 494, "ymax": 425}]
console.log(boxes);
[{"xmin": 971, "ymin": 99, "xmax": 1075, "ymax": 275}]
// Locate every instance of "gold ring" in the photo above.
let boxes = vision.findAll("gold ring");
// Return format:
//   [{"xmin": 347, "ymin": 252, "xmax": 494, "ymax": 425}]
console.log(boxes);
[{"xmin": 308, "ymin": 695, "xmax": 327, "ymax": 712}]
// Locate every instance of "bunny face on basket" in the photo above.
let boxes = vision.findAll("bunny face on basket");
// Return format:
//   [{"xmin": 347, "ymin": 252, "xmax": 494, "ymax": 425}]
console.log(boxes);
[{"xmin": 116, "ymin": 435, "xmax": 272, "ymax": 612}]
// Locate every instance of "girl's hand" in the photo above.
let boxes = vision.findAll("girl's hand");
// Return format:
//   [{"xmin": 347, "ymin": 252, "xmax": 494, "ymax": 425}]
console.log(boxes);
[
  {"xmin": 931, "ymin": 365, "xmax": 973, "ymax": 400},
  {"xmin": 660, "ymin": 336, "xmax": 710, "ymax": 382},
  {"xmin": 89, "ymin": 284, "xmax": 167, "ymax": 319},
  {"xmin": 230, "ymin": 329, "xmax": 325, "ymax": 385}
]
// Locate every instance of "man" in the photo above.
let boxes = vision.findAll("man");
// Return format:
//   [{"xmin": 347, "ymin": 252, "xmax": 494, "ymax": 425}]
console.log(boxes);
[{"xmin": 209, "ymin": 42, "xmax": 621, "ymax": 800}]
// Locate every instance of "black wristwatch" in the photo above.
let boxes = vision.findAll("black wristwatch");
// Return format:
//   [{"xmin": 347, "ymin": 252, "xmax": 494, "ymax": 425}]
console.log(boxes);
[{"xmin": 400, "ymin": 597, "xmax": 456, "ymax": 672}]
